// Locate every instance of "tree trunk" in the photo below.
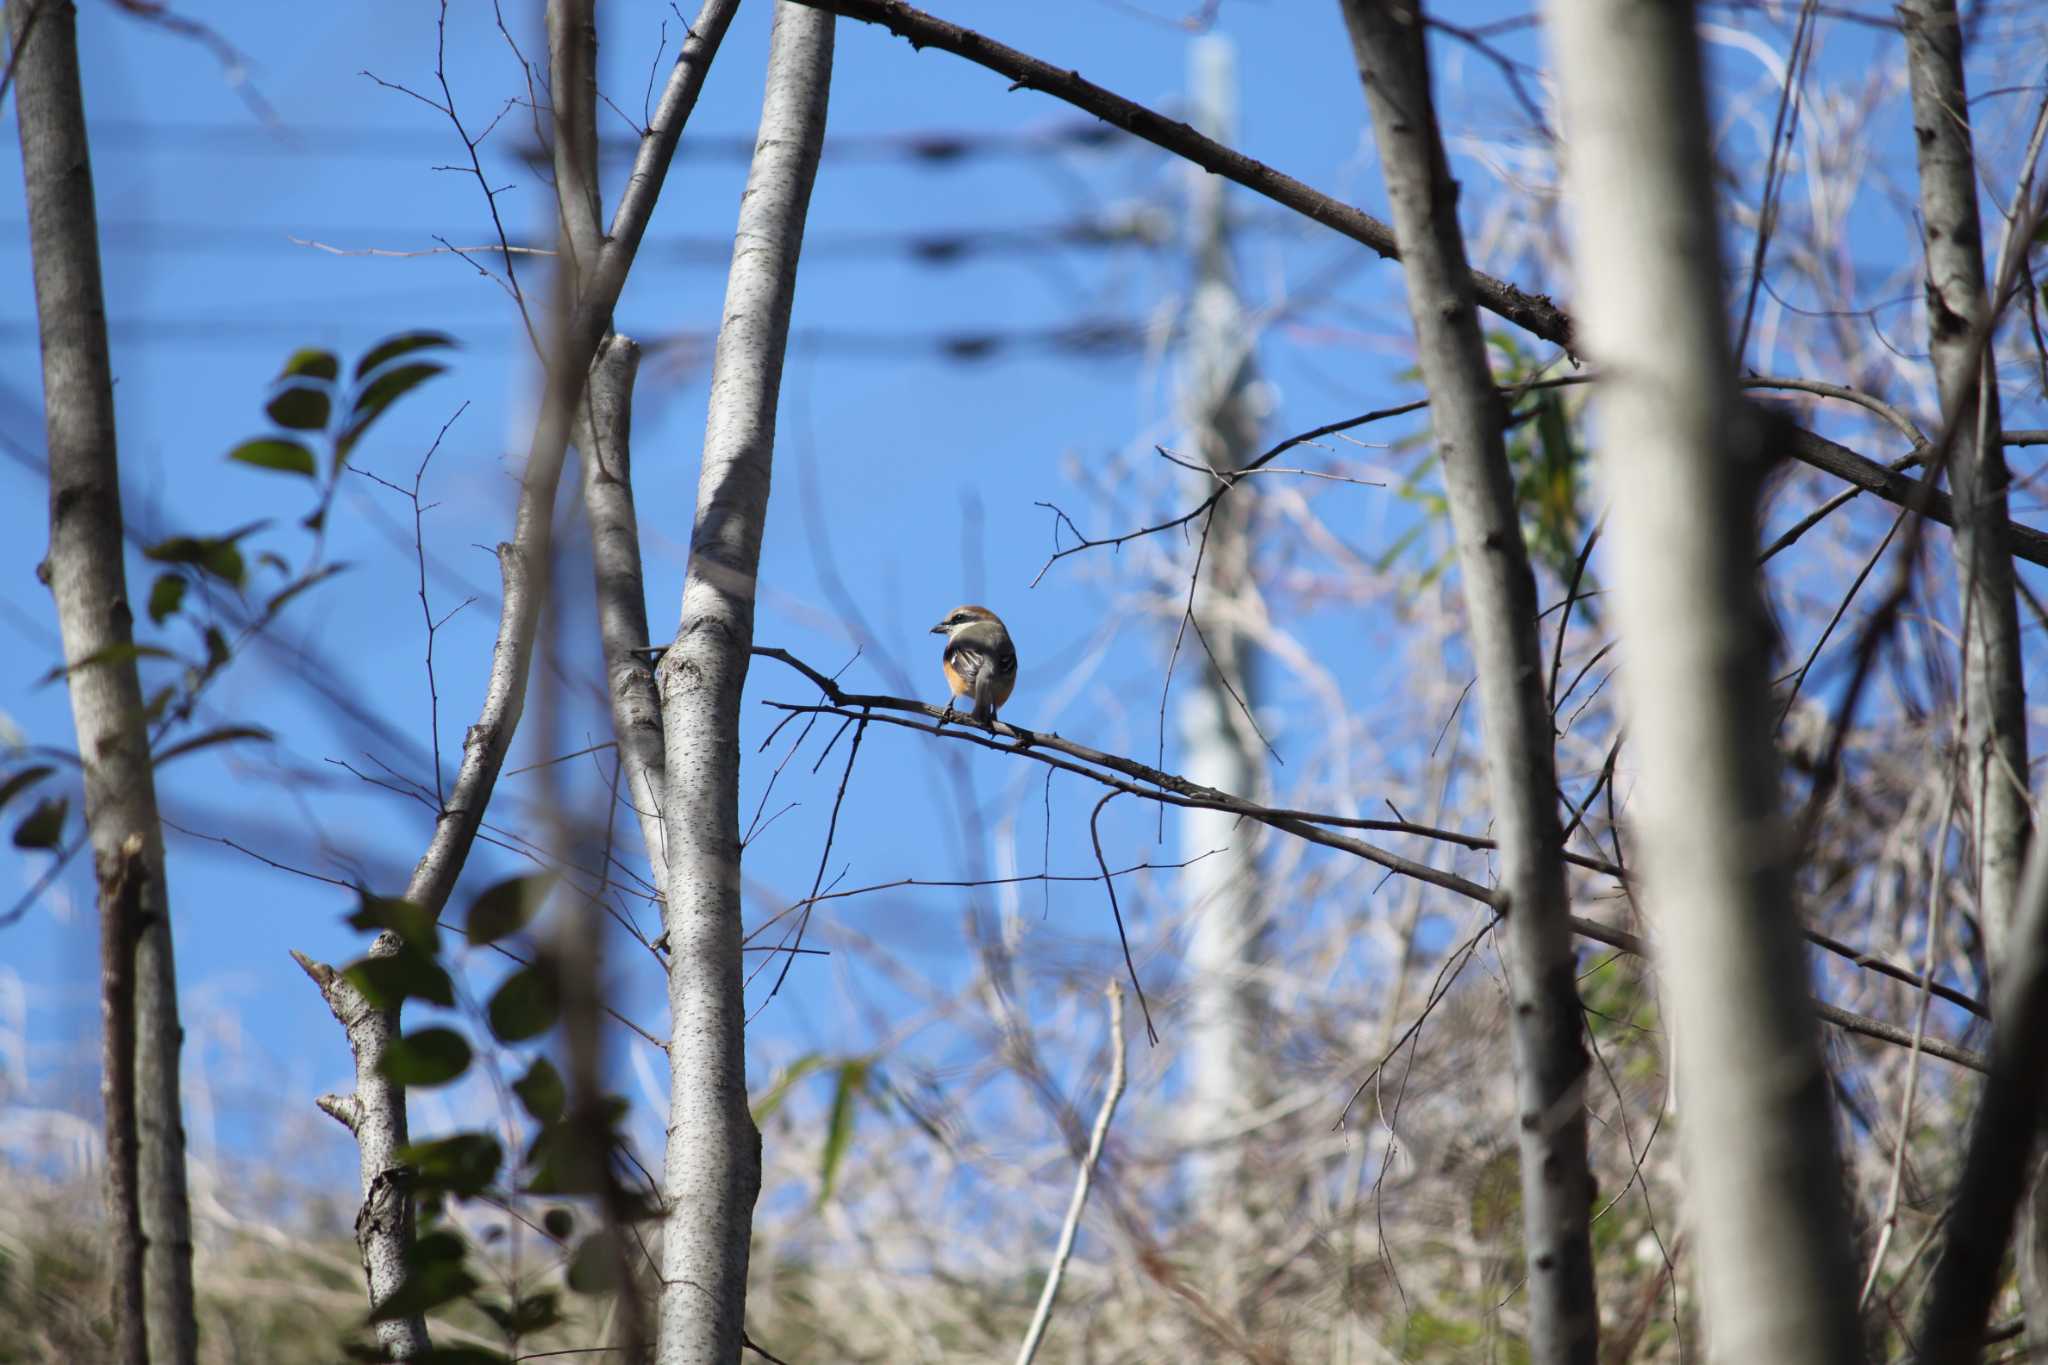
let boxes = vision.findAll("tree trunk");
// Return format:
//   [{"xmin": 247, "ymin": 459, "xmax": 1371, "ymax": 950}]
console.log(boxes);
[
  {"xmin": 654, "ymin": 6, "xmax": 833, "ymax": 1361},
  {"xmin": 1339, "ymin": 5, "xmax": 1597, "ymax": 1360},
  {"xmin": 8, "ymin": 4, "xmax": 198, "ymax": 1361},
  {"xmin": 582, "ymin": 334, "xmax": 671, "ymax": 890},
  {"xmin": 293, "ymin": 942, "xmax": 432, "ymax": 1359},
  {"xmin": 1176, "ymin": 34, "xmax": 1268, "ymax": 1213},
  {"xmin": 1540, "ymin": 3, "xmax": 1863, "ymax": 1362},
  {"xmin": 1897, "ymin": 0, "xmax": 2039, "ymax": 1344}
]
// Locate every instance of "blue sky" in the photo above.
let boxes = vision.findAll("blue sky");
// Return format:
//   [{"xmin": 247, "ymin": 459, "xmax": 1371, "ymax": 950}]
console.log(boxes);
[{"xmin": 3, "ymin": 0, "xmax": 2039, "ymax": 1206}]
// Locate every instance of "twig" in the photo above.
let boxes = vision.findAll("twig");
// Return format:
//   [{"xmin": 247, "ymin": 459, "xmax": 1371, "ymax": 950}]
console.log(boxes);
[{"xmin": 1014, "ymin": 982, "xmax": 1127, "ymax": 1365}]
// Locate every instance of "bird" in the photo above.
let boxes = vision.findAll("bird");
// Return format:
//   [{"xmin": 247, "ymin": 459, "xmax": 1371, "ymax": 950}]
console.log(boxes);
[{"xmin": 932, "ymin": 604, "xmax": 1017, "ymax": 726}]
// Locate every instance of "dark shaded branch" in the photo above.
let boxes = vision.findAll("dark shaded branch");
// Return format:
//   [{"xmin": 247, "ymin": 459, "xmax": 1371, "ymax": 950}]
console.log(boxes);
[{"xmin": 794, "ymin": 0, "xmax": 1576, "ymax": 349}]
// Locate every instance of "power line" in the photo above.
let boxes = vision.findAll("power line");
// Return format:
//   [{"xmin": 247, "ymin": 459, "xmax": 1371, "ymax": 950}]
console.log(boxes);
[{"xmin": 64, "ymin": 116, "xmax": 1151, "ymax": 165}]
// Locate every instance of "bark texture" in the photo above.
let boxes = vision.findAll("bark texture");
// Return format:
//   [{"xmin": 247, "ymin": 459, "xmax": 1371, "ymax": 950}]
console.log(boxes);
[
  {"xmin": 1340, "ymin": 4, "xmax": 1597, "ymax": 1359},
  {"xmin": 1541, "ymin": 2, "xmax": 1863, "ymax": 1362},
  {"xmin": 294, "ymin": 943, "xmax": 431, "ymax": 1359},
  {"xmin": 9, "ymin": 4, "xmax": 198, "ymax": 1360},
  {"xmin": 654, "ymin": 6, "xmax": 833, "ymax": 1361},
  {"xmin": 1917, "ymin": 834, "xmax": 2048, "ymax": 1355},
  {"xmin": 1896, "ymin": 1, "xmax": 2039, "ymax": 1343},
  {"xmin": 101, "ymin": 835, "xmax": 149, "ymax": 1365}
]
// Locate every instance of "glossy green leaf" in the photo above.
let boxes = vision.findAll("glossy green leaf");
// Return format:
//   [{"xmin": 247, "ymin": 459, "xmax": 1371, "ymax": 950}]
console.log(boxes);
[
  {"xmin": 399, "ymin": 1133, "xmax": 501, "ymax": 1197},
  {"xmin": 154, "ymin": 725, "xmax": 272, "ymax": 767},
  {"xmin": 512, "ymin": 1056, "xmax": 565, "ymax": 1123},
  {"xmin": 356, "ymin": 330, "xmax": 457, "ymax": 380},
  {"xmin": 348, "ymin": 893, "xmax": 441, "ymax": 954},
  {"xmin": 280, "ymin": 348, "xmax": 341, "ymax": 382},
  {"xmin": 343, "ymin": 948, "xmax": 456, "ymax": 1010},
  {"xmin": 147, "ymin": 573, "xmax": 187, "ymax": 625},
  {"xmin": 378, "ymin": 1027, "xmax": 472, "ymax": 1087},
  {"xmin": 265, "ymin": 381, "xmax": 333, "ymax": 432},
  {"xmin": 466, "ymin": 873, "xmax": 553, "ymax": 946},
  {"xmin": 144, "ymin": 532, "xmax": 253, "ymax": 589},
  {"xmin": 228, "ymin": 437, "xmax": 318, "ymax": 478},
  {"xmin": 487, "ymin": 964, "xmax": 558, "ymax": 1044},
  {"xmin": 337, "ymin": 361, "xmax": 447, "ymax": 461},
  {"xmin": 11, "ymin": 796, "xmax": 66, "ymax": 850},
  {"xmin": 0, "ymin": 765, "xmax": 53, "ymax": 815}
]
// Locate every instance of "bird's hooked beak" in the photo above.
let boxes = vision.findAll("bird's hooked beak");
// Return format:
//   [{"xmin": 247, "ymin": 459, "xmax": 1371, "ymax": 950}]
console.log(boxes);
[{"xmin": 930, "ymin": 620, "xmax": 949, "ymax": 635}]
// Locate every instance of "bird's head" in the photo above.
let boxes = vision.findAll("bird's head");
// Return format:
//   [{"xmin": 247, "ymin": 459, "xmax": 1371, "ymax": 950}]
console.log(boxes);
[{"xmin": 931, "ymin": 604, "xmax": 1003, "ymax": 636}]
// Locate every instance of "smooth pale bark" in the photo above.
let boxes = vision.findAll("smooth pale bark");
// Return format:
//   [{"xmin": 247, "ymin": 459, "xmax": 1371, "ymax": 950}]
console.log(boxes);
[
  {"xmin": 1541, "ymin": 3, "xmax": 1862, "ymax": 1362},
  {"xmin": 654, "ymin": 7, "xmax": 833, "ymax": 1361},
  {"xmin": 8, "ymin": 4, "xmax": 198, "ymax": 1361},
  {"xmin": 1176, "ymin": 35, "xmax": 1267, "ymax": 1210},
  {"xmin": 582, "ymin": 335, "xmax": 671, "ymax": 890},
  {"xmin": 1339, "ymin": 4, "xmax": 1596, "ymax": 1359},
  {"xmin": 1896, "ymin": 0, "xmax": 2040, "ymax": 1343},
  {"xmin": 293, "ymin": 944, "xmax": 431, "ymax": 1359}
]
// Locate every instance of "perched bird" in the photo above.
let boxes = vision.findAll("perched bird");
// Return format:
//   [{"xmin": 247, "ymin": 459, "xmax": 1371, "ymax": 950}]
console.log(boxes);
[{"xmin": 932, "ymin": 604, "xmax": 1017, "ymax": 725}]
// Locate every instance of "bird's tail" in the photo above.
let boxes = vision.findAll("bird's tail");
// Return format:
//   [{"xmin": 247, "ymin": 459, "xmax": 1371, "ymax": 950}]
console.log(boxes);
[{"xmin": 972, "ymin": 672, "xmax": 998, "ymax": 724}]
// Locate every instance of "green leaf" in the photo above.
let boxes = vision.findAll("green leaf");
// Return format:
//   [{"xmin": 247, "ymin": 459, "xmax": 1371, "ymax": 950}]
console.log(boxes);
[
  {"xmin": 565, "ymin": 1231, "xmax": 622, "ymax": 1295},
  {"xmin": 466, "ymin": 873, "xmax": 553, "ymax": 946},
  {"xmin": 142, "ymin": 685, "xmax": 177, "ymax": 724},
  {"xmin": 520, "ymin": 1098, "xmax": 629, "ymax": 1198},
  {"xmin": 280, "ymin": 348, "xmax": 341, "ymax": 382},
  {"xmin": 356, "ymin": 330, "xmax": 457, "ymax": 381},
  {"xmin": 378, "ymin": 1027, "xmax": 472, "ymax": 1087},
  {"xmin": 266, "ymin": 561, "xmax": 350, "ymax": 618},
  {"xmin": 153, "ymin": 725, "xmax": 272, "ymax": 767},
  {"xmin": 203, "ymin": 627, "xmax": 231, "ymax": 672},
  {"xmin": 343, "ymin": 948, "xmax": 456, "ymax": 1010},
  {"xmin": 487, "ymin": 964, "xmax": 558, "ymax": 1044},
  {"xmin": 228, "ymin": 438, "xmax": 318, "ymax": 478},
  {"xmin": 0, "ymin": 765, "xmax": 53, "ymax": 815},
  {"xmin": 266, "ymin": 381, "xmax": 332, "ymax": 432},
  {"xmin": 12, "ymin": 796, "xmax": 66, "ymax": 850},
  {"xmin": 147, "ymin": 573, "xmax": 187, "ymax": 625},
  {"xmin": 512, "ymin": 1056, "xmax": 565, "ymax": 1123},
  {"xmin": 399, "ymin": 1133, "xmax": 502, "ymax": 1197},
  {"xmin": 145, "ymin": 532, "xmax": 254, "ymax": 589},
  {"xmin": 348, "ymin": 893, "xmax": 441, "ymax": 954},
  {"xmin": 751, "ymin": 1053, "xmax": 832, "ymax": 1124},
  {"xmin": 337, "ymin": 361, "xmax": 447, "ymax": 462},
  {"xmin": 818, "ymin": 1058, "xmax": 869, "ymax": 1206},
  {"xmin": 39, "ymin": 642, "xmax": 178, "ymax": 686}
]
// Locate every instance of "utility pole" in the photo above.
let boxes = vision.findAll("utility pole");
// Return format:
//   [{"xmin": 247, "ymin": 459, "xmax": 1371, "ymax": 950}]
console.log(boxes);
[{"xmin": 1177, "ymin": 34, "xmax": 1268, "ymax": 1211}]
